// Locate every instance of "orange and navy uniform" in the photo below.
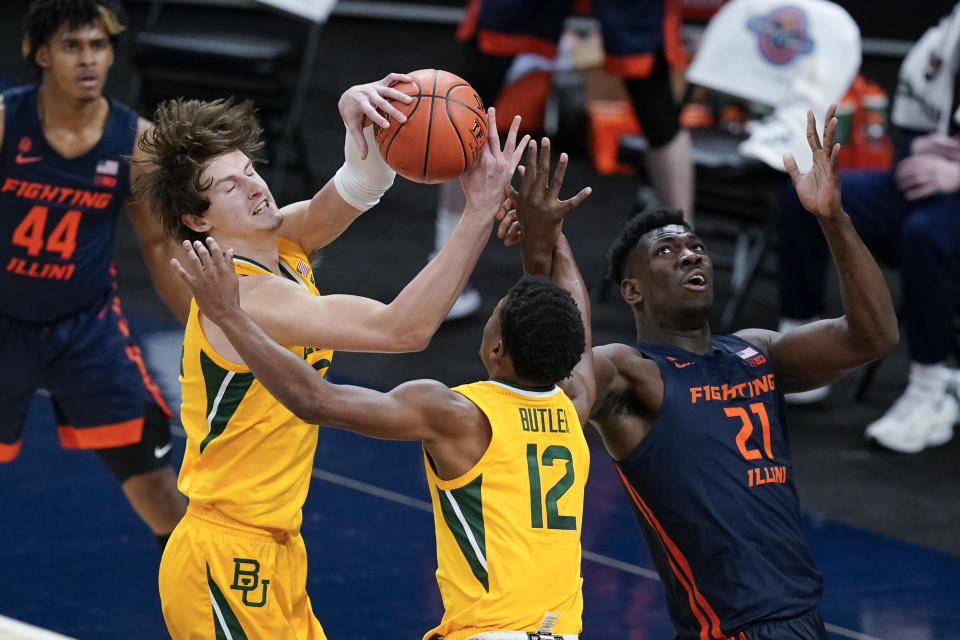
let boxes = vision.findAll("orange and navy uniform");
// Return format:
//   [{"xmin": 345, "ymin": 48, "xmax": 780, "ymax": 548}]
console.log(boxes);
[
  {"xmin": 616, "ymin": 335, "xmax": 826, "ymax": 640},
  {"xmin": 0, "ymin": 84, "xmax": 167, "ymax": 460},
  {"xmin": 457, "ymin": 0, "xmax": 686, "ymax": 79}
]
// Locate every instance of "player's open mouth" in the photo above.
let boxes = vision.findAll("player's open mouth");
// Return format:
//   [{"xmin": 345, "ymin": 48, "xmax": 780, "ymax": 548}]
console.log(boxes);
[
  {"xmin": 252, "ymin": 200, "xmax": 268, "ymax": 215},
  {"xmin": 684, "ymin": 271, "xmax": 707, "ymax": 291}
]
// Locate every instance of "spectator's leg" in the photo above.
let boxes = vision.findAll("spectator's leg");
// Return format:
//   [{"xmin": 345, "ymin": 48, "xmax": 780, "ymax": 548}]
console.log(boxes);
[
  {"xmin": 863, "ymin": 193, "xmax": 960, "ymax": 451},
  {"xmin": 900, "ymin": 197, "xmax": 960, "ymax": 364},
  {"xmin": 623, "ymin": 58, "xmax": 692, "ymax": 220},
  {"xmin": 781, "ymin": 169, "xmax": 905, "ymax": 322}
]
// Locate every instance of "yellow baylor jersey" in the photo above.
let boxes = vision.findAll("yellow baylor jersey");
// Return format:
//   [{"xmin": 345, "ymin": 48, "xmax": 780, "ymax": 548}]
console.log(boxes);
[
  {"xmin": 424, "ymin": 380, "xmax": 590, "ymax": 640},
  {"xmin": 178, "ymin": 236, "xmax": 333, "ymax": 536}
]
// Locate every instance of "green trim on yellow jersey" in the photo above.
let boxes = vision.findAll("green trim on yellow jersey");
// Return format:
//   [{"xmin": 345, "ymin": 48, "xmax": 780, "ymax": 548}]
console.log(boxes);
[
  {"xmin": 436, "ymin": 475, "xmax": 489, "ymax": 591},
  {"xmin": 231, "ymin": 255, "xmax": 272, "ymax": 274},
  {"xmin": 199, "ymin": 351, "xmax": 255, "ymax": 453}
]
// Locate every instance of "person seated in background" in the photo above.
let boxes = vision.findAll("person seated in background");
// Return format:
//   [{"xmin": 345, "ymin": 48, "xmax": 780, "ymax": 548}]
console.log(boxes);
[
  {"xmin": 434, "ymin": 0, "xmax": 695, "ymax": 320},
  {"xmin": 777, "ymin": 2, "xmax": 960, "ymax": 453}
]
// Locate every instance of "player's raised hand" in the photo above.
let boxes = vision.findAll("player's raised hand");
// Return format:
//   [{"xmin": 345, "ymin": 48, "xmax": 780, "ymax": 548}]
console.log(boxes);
[
  {"xmin": 339, "ymin": 72, "xmax": 414, "ymax": 159},
  {"xmin": 461, "ymin": 108, "xmax": 531, "ymax": 222},
  {"xmin": 170, "ymin": 237, "xmax": 240, "ymax": 324},
  {"xmin": 784, "ymin": 106, "xmax": 842, "ymax": 219},
  {"xmin": 497, "ymin": 138, "xmax": 591, "ymax": 248}
]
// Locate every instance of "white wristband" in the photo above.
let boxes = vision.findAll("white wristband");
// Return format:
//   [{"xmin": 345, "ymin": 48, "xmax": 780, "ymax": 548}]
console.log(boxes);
[{"xmin": 333, "ymin": 125, "xmax": 396, "ymax": 212}]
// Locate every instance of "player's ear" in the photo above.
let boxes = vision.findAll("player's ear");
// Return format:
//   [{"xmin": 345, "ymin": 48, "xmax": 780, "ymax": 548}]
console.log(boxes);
[
  {"xmin": 182, "ymin": 213, "xmax": 211, "ymax": 234},
  {"xmin": 621, "ymin": 278, "xmax": 643, "ymax": 306},
  {"xmin": 488, "ymin": 337, "xmax": 505, "ymax": 361},
  {"xmin": 34, "ymin": 45, "xmax": 50, "ymax": 70}
]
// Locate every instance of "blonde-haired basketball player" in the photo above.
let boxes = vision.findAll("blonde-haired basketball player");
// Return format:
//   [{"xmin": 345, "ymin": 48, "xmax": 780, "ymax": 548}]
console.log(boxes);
[
  {"xmin": 172, "ymin": 140, "xmax": 595, "ymax": 640},
  {"xmin": 135, "ymin": 74, "xmax": 528, "ymax": 638}
]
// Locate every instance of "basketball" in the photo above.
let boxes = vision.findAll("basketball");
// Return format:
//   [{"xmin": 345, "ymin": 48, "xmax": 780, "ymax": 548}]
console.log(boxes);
[{"xmin": 374, "ymin": 69, "xmax": 488, "ymax": 184}]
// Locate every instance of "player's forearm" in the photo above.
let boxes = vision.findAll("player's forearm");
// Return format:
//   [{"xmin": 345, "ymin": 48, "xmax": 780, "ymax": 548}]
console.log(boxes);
[
  {"xmin": 383, "ymin": 210, "xmax": 492, "ymax": 350},
  {"xmin": 520, "ymin": 219, "xmax": 560, "ymax": 277},
  {"xmin": 216, "ymin": 309, "xmax": 333, "ymax": 423},
  {"xmin": 551, "ymin": 235, "xmax": 590, "ymax": 334},
  {"xmin": 820, "ymin": 212, "xmax": 898, "ymax": 356},
  {"xmin": 552, "ymin": 234, "xmax": 596, "ymax": 418}
]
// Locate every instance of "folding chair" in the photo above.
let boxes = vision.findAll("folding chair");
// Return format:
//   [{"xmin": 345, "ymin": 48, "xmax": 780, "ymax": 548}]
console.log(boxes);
[{"xmin": 129, "ymin": 0, "xmax": 335, "ymax": 196}]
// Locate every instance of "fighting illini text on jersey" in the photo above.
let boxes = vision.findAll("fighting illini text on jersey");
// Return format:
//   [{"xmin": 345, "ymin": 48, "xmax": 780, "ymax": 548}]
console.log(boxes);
[
  {"xmin": 178, "ymin": 237, "xmax": 333, "ymax": 535},
  {"xmin": 424, "ymin": 380, "xmax": 589, "ymax": 640},
  {"xmin": 616, "ymin": 335, "xmax": 823, "ymax": 640},
  {"xmin": 0, "ymin": 85, "xmax": 137, "ymax": 322}
]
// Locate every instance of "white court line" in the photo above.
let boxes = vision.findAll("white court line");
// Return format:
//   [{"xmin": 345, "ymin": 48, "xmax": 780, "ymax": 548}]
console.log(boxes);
[
  {"xmin": 0, "ymin": 616, "xmax": 78, "ymax": 640},
  {"xmin": 309, "ymin": 466, "xmax": 887, "ymax": 640},
  {"xmin": 824, "ymin": 624, "xmax": 887, "ymax": 640},
  {"xmin": 167, "ymin": 430, "xmax": 886, "ymax": 640}
]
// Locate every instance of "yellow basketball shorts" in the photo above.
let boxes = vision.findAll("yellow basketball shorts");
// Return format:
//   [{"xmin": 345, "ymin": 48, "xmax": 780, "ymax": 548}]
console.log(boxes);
[{"xmin": 159, "ymin": 503, "xmax": 327, "ymax": 640}]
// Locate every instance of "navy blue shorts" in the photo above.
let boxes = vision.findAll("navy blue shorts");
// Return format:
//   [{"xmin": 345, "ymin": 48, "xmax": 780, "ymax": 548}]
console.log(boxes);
[
  {"xmin": 733, "ymin": 609, "xmax": 828, "ymax": 640},
  {"xmin": 0, "ymin": 289, "xmax": 171, "ymax": 461}
]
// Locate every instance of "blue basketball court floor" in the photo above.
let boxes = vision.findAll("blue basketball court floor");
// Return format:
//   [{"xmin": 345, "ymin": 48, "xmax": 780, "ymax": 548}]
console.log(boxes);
[{"xmin": 2, "ymin": 319, "xmax": 959, "ymax": 640}]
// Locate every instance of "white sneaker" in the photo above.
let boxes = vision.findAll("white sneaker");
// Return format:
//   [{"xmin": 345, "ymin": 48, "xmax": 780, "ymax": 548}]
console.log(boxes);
[
  {"xmin": 865, "ymin": 363, "xmax": 959, "ymax": 453},
  {"xmin": 444, "ymin": 285, "xmax": 482, "ymax": 322},
  {"xmin": 778, "ymin": 317, "xmax": 830, "ymax": 404}
]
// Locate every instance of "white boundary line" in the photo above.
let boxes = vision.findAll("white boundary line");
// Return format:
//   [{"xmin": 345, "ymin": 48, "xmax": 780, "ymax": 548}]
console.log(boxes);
[
  {"xmin": 308, "ymin": 466, "xmax": 886, "ymax": 640},
  {"xmin": 166, "ymin": 430, "xmax": 887, "ymax": 640},
  {"xmin": 0, "ymin": 616, "xmax": 78, "ymax": 640}
]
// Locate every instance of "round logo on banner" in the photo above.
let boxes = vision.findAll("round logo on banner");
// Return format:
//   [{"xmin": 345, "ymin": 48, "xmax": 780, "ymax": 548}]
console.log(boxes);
[{"xmin": 746, "ymin": 6, "xmax": 814, "ymax": 65}]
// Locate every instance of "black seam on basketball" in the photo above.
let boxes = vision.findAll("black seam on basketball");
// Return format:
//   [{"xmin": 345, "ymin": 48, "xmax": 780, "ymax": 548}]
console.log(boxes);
[
  {"xmin": 421, "ymin": 70, "xmax": 439, "ymax": 182},
  {"xmin": 444, "ymin": 96, "xmax": 469, "ymax": 174},
  {"xmin": 383, "ymin": 77, "xmax": 424, "ymax": 165},
  {"xmin": 443, "ymin": 83, "xmax": 486, "ymax": 120},
  {"xmin": 444, "ymin": 98, "xmax": 486, "ymax": 120}
]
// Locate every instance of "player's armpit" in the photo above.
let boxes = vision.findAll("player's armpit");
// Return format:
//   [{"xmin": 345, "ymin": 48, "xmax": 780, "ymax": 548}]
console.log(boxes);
[{"xmin": 591, "ymin": 345, "xmax": 630, "ymax": 408}]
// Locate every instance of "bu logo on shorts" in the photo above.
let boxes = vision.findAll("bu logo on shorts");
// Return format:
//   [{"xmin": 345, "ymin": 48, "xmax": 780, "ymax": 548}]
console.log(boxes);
[{"xmin": 230, "ymin": 557, "xmax": 270, "ymax": 607}]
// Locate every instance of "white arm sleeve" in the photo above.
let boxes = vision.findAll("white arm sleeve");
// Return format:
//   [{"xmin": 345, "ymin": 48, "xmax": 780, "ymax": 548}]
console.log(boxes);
[{"xmin": 333, "ymin": 125, "xmax": 396, "ymax": 212}]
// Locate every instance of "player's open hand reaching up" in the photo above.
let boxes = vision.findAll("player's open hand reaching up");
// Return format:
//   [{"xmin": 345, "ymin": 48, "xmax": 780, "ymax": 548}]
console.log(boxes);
[
  {"xmin": 784, "ymin": 106, "xmax": 843, "ymax": 220},
  {"xmin": 460, "ymin": 107, "xmax": 530, "ymax": 224},
  {"xmin": 497, "ymin": 137, "xmax": 592, "ymax": 249}
]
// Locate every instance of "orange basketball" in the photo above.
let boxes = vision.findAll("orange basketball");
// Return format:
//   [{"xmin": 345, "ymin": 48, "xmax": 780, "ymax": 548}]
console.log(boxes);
[{"xmin": 374, "ymin": 69, "xmax": 488, "ymax": 184}]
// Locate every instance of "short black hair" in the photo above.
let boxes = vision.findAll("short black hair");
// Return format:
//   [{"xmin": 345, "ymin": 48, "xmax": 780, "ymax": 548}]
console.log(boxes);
[
  {"xmin": 22, "ymin": 0, "xmax": 126, "ymax": 68},
  {"xmin": 499, "ymin": 275, "xmax": 585, "ymax": 386},
  {"xmin": 606, "ymin": 207, "xmax": 688, "ymax": 283}
]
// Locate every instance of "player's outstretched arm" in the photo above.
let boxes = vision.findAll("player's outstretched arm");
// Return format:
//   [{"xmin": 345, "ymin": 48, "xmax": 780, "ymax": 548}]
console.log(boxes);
[
  {"xmin": 171, "ymin": 238, "xmax": 485, "ymax": 446},
  {"xmin": 505, "ymin": 138, "xmax": 594, "ymax": 423},
  {"xmin": 127, "ymin": 118, "xmax": 192, "ymax": 324},
  {"xmin": 222, "ymin": 110, "xmax": 527, "ymax": 354},
  {"xmin": 551, "ymin": 234, "xmax": 596, "ymax": 426},
  {"xmin": 279, "ymin": 73, "xmax": 414, "ymax": 254},
  {"xmin": 361, "ymin": 107, "xmax": 526, "ymax": 348},
  {"xmin": 737, "ymin": 106, "xmax": 898, "ymax": 392}
]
